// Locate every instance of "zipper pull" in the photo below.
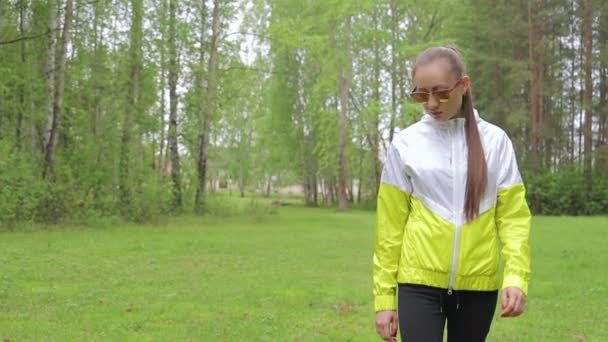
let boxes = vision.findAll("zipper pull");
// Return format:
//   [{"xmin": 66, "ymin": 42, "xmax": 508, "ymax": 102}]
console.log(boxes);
[{"xmin": 447, "ymin": 288, "xmax": 452, "ymax": 295}]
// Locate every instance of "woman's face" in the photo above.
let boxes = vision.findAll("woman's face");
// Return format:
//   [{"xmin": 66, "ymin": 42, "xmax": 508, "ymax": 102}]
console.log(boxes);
[{"xmin": 413, "ymin": 59, "xmax": 470, "ymax": 122}]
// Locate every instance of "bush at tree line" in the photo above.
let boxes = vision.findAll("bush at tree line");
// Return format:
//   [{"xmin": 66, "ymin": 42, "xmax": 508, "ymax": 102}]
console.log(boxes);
[
  {"xmin": 523, "ymin": 167, "xmax": 608, "ymax": 215},
  {"xmin": 1, "ymin": 145, "xmax": 606, "ymax": 227}
]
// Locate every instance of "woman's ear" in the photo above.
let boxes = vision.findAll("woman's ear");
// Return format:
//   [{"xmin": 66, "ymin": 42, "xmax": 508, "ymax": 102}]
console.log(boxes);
[{"xmin": 461, "ymin": 75, "xmax": 471, "ymax": 93}]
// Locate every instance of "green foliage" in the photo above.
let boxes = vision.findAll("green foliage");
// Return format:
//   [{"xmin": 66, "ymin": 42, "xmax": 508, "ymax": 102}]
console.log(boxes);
[
  {"xmin": 126, "ymin": 174, "xmax": 174, "ymax": 224},
  {"xmin": 0, "ymin": 144, "xmax": 45, "ymax": 227},
  {"xmin": 192, "ymin": 192, "xmax": 278, "ymax": 219},
  {"xmin": 444, "ymin": 0, "xmax": 529, "ymax": 134},
  {"xmin": 524, "ymin": 167, "xmax": 608, "ymax": 215},
  {"xmin": 1, "ymin": 0, "xmax": 606, "ymax": 226}
]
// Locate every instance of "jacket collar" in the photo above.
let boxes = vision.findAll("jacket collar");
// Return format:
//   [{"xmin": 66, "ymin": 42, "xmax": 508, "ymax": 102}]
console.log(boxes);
[{"xmin": 421, "ymin": 109, "xmax": 481, "ymax": 129}]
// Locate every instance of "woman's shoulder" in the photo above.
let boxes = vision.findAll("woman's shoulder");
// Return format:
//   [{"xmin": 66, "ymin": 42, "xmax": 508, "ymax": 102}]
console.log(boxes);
[{"xmin": 478, "ymin": 119, "xmax": 511, "ymax": 146}]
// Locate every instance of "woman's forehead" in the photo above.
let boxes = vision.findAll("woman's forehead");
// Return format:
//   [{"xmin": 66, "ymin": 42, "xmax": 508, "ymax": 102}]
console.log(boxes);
[{"xmin": 414, "ymin": 60, "xmax": 458, "ymax": 89}]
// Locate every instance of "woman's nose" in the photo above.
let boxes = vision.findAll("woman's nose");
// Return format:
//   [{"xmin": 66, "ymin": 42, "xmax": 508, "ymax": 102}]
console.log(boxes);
[{"xmin": 427, "ymin": 94, "xmax": 439, "ymax": 109}]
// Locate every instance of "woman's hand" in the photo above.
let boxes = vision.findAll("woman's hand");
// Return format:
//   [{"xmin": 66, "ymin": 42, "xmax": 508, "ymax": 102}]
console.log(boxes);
[
  {"xmin": 501, "ymin": 287, "xmax": 526, "ymax": 317},
  {"xmin": 375, "ymin": 310, "xmax": 398, "ymax": 341}
]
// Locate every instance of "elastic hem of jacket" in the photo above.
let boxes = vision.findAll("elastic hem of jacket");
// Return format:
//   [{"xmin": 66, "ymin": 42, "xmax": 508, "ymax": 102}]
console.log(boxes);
[
  {"xmin": 374, "ymin": 295, "xmax": 397, "ymax": 312},
  {"xmin": 502, "ymin": 274, "xmax": 529, "ymax": 295},
  {"xmin": 397, "ymin": 267, "xmax": 500, "ymax": 291}
]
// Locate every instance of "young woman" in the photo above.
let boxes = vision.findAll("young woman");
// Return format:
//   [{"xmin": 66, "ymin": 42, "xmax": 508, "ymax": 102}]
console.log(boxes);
[{"xmin": 373, "ymin": 46, "xmax": 531, "ymax": 342}]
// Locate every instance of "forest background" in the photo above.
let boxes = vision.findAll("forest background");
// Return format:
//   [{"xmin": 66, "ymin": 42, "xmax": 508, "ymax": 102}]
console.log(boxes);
[{"xmin": 0, "ymin": 0, "xmax": 607, "ymax": 225}]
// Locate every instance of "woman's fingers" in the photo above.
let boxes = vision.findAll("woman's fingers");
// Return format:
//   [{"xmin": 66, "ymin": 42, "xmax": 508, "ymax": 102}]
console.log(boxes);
[
  {"xmin": 501, "ymin": 287, "xmax": 526, "ymax": 317},
  {"xmin": 375, "ymin": 314, "xmax": 388, "ymax": 339},
  {"xmin": 390, "ymin": 313, "xmax": 399, "ymax": 338},
  {"xmin": 512, "ymin": 292, "xmax": 526, "ymax": 316},
  {"xmin": 376, "ymin": 311, "xmax": 398, "ymax": 341},
  {"xmin": 501, "ymin": 289, "xmax": 513, "ymax": 316}
]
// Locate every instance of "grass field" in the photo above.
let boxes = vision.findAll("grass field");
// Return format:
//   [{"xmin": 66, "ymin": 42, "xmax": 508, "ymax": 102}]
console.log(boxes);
[{"xmin": 1, "ymin": 199, "xmax": 606, "ymax": 341}]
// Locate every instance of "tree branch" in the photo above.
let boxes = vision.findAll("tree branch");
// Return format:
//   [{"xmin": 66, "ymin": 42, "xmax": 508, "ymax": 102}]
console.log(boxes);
[
  {"xmin": 1, "ymin": 0, "xmax": 100, "ymax": 46},
  {"xmin": 0, "ymin": 31, "xmax": 56, "ymax": 46},
  {"xmin": 422, "ymin": 9, "xmax": 440, "ymax": 42}
]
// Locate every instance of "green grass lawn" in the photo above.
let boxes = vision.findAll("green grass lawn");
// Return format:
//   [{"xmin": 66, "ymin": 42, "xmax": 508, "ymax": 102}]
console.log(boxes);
[{"xmin": 1, "ymin": 202, "xmax": 606, "ymax": 341}]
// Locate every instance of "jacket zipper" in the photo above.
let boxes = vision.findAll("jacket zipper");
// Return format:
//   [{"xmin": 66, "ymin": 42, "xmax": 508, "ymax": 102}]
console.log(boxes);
[{"xmin": 447, "ymin": 122, "xmax": 462, "ymax": 295}]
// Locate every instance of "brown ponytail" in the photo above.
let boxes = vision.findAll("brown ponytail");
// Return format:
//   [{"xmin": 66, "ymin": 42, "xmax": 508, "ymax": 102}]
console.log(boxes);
[
  {"xmin": 462, "ymin": 87, "xmax": 487, "ymax": 222},
  {"xmin": 412, "ymin": 46, "xmax": 487, "ymax": 222}
]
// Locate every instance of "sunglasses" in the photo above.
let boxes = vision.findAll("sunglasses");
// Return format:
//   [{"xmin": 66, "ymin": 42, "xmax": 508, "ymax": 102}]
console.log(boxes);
[{"xmin": 409, "ymin": 79, "xmax": 462, "ymax": 104}]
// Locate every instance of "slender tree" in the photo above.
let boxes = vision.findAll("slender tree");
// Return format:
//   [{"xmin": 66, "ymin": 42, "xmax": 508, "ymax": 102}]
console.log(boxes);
[
  {"xmin": 582, "ymin": 0, "xmax": 593, "ymax": 210},
  {"xmin": 337, "ymin": 16, "xmax": 352, "ymax": 211},
  {"xmin": 118, "ymin": 0, "xmax": 143, "ymax": 213},
  {"xmin": 599, "ymin": 2, "xmax": 607, "ymax": 145},
  {"xmin": 43, "ymin": 0, "xmax": 73, "ymax": 180},
  {"xmin": 167, "ymin": 0, "xmax": 182, "ymax": 209},
  {"xmin": 528, "ymin": 0, "xmax": 545, "ymax": 170},
  {"xmin": 195, "ymin": 0, "xmax": 221, "ymax": 212}
]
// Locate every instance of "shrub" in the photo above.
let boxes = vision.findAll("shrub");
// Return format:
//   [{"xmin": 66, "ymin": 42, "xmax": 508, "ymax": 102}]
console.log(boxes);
[{"xmin": 523, "ymin": 167, "xmax": 608, "ymax": 215}]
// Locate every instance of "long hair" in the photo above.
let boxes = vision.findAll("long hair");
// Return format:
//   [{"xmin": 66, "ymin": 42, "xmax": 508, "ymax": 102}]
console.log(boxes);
[{"xmin": 412, "ymin": 46, "xmax": 487, "ymax": 222}]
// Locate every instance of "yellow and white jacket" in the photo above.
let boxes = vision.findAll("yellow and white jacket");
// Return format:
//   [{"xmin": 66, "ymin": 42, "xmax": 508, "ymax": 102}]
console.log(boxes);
[{"xmin": 373, "ymin": 110, "xmax": 531, "ymax": 312}]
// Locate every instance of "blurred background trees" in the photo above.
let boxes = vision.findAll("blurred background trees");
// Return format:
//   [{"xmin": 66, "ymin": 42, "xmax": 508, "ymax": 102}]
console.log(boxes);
[{"xmin": 0, "ymin": 0, "xmax": 606, "ymax": 225}]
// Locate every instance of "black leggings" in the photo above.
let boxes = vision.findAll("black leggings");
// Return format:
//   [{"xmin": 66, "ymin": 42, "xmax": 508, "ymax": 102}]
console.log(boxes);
[{"xmin": 398, "ymin": 283, "xmax": 498, "ymax": 342}]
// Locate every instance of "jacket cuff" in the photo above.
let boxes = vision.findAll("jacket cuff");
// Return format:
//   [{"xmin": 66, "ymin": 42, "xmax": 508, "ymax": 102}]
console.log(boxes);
[
  {"xmin": 375, "ymin": 295, "xmax": 397, "ymax": 312},
  {"xmin": 502, "ymin": 274, "xmax": 528, "ymax": 295}
]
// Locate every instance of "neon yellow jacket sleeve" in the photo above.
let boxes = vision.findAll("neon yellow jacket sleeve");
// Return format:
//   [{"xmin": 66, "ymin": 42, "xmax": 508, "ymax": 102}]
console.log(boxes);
[
  {"xmin": 373, "ymin": 144, "xmax": 412, "ymax": 312},
  {"xmin": 495, "ymin": 137, "xmax": 532, "ymax": 295}
]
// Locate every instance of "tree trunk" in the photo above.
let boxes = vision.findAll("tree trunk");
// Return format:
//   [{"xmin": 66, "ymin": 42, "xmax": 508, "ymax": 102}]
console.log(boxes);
[
  {"xmin": 194, "ymin": 0, "xmax": 208, "ymax": 204},
  {"xmin": 89, "ymin": 1, "xmax": 105, "ymax": 205},
  {"xmin": 16, "ymin": 0, "xmax": 26, "ymax": 151},
  {"xmin": 239, "ymin": 163, "xmax": 246, "ymax": 198},
  {"xmin": 371, "ymin": 10, "xmax": 381, "ymax": 201},
  {"xmin": 304, "ymin": 160, "xmax": 312, "ymax": 204},
  {"xmin": 357, "ymin": 147, "xmax": 363, "ymax": 203},
  {"xmin": 312, "ymin": 167, "xmax": 318, "ymax": 205},
  {"xmin": 493, "ymin": 57, "xmax": 505, "ymax": 129},
  {"xmin": 158, "ymin": 0, "xmax": 167, "ymax": 180},
  {"xmin": 398, "ymin": 45, "xmax": 407, "ymax": 128},
  {"xmin": 302, "ymin": 144, "xmax": 318, "ymax": 206},
  {"xmin": 43, "ymin": 0, "xmax": 72, "ymax": 180},
  {"xmin": 43, "ymin": 0, "xmax": 57, "ymax": 161},
  {"xmin": 195, "ymin": 0, "xmax": 220, "ymax": 212},
  {"xmin": 599, "ymin": 3, "xmax": 608, "ymax": 145},
  {"xmin": 0, "ymin": 1, "xmax": 4, "ymax": 30},
  {"xmin": 578, "ymin": 13, "xmax": 586, "ymax": 168},
  {"xmin": 303, "ymin": 175, "xmax": 310, "ymax": 204},
  {"xmin": 527, "ymin": 0, "xmax": 544, "ymax": 170},
  {"xmin": 167, "ymin": 0, "xmax": 182, "ymax": 209},
  {"xmin": 92, "ymin": 1, "xmax": 102, "ymax": 141},
  {"xmin": 320, "ymin": 179, "xmax": 327, "ymax": 204},
  {"xmin": 265, "ymin": 174, "xmax": 271, "ymax": 198},
  {"xmin": 118, "ymin": 0, "xmax": 143, "ymax": 212},
  {"xmin": 337, "ymin": 17, "xmax": 352, "ymax": 212},
  {"xmin": 388, "ymin": 0, "xmax": 399, "ymax": 143},
  {"xmin": 579, "ymin": 75, "xmax": 584, "ymax": 167},
  {"xmin": 333, "ymin": 180, "xmax": 339, "ymax": 205},
  {"xmin": 327, "ymin": 178, "xmax": 334, "ymax": 204},
  {"xmin": 544, "ymin": 42, "xmax": 554, "ymax": 170},
  {"xmin": 582, "ymin": 0, "xmax": 593, "ymax": 212},
  {"xmin": 569, "ymin": 3, "xmax": 577, "ymax": 165}
]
